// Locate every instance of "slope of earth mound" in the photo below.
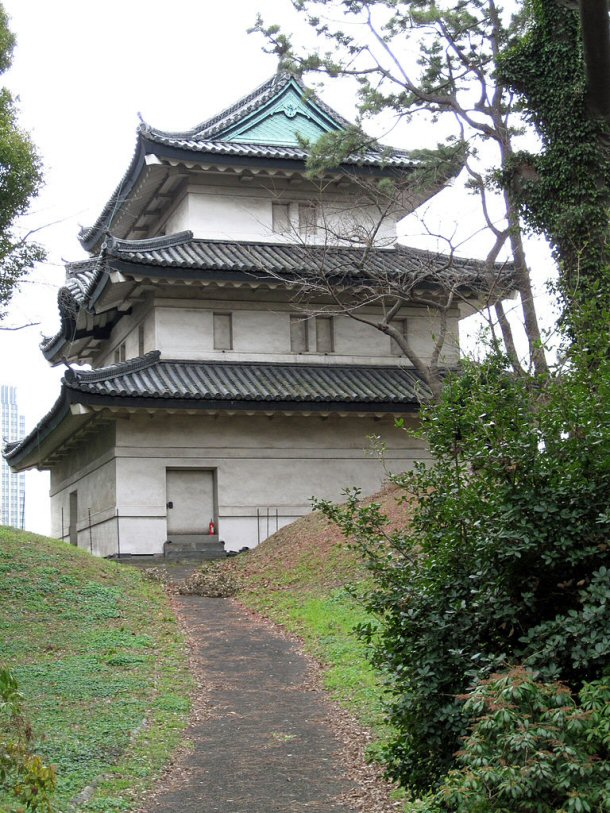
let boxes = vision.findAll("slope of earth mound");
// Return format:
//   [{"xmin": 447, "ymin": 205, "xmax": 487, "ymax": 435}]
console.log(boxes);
[
  {"xmin": 184, "ymin": 483, "xmax": 412, "ymax": 597},
  {"xmin": 0, "ymin": 526, "xmax": 191, "ymax": 812}
]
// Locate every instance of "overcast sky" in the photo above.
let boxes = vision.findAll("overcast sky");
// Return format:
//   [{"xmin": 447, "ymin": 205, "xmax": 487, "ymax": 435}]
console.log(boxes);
[{"xmin": 0, "ymin": 0, "xmax": 555, "ymax": 534}]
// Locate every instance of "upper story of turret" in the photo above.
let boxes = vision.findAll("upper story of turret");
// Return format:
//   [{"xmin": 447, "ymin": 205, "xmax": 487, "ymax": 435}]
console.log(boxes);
[{"xmin": 78, "ymin": 72, "xmax": 450, "ymax": 253}]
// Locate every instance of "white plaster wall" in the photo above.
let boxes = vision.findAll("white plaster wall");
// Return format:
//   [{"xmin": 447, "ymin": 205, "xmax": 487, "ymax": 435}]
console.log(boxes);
[
  {"xmin": 153, "ymin": 302, "xmax": 460, "ymax": 365},
  {"xmin": 156, "ymin": 308, "xmax": 213, "ymax": 357},
  {"xmin": 220, "ymin": 515, "xmax": 299, "ymax": 551},
  {"xmin": 114, "ymin": 517, "xmax": 165, "ymax": 556},
  {"xmin": 95, "ymin": 303, "xmax": 151, "ymax": 368},
  {"xmin": 233, "ymin": 309, "xmax": 291, "ymax": 354},
  {"xmin": 49, "ymin": 423, "xmax": 118, "ymax": 555},
  {"xmin": 50, "ymin": 459, "xmax": 117, "ymax": 557},
  {"xmin": 319, "ymin": 202, "xmax": 396, "ymax": 247},
  {"xmin": 166, "ymin": 190, "xmax": 272, "ymax": 243},
  {"xmin": 114, "ymin": 412, "xmax": 429, "ymax": 553},
  {"xmin": 164, "ymin": 196, "xmax": 189, "ymax": 236},
  {"xmin": 164, "ymin": 187, "xmax": 398, "ymax": 247}
]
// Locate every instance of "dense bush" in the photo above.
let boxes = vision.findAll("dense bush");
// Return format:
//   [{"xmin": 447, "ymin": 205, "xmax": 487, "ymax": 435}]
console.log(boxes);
[
  {"xmin": 406, "ymin": 668, "xmax": 610, "ymax": 813},
  {"xmin": 316, "ymin": 351, "xmax": 610, "ymax": 792},
  {"xmin": 0, "ymin": 669, "xmax": 56, "ymax": 811}
]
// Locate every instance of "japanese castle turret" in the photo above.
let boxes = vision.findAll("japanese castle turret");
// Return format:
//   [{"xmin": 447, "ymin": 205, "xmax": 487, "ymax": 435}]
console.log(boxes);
[{"xmin": 4, "ymin": 72, "xmax": 498, "ymax": 557}]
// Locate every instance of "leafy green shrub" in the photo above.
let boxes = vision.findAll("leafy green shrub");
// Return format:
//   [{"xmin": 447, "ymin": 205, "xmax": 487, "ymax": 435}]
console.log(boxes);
[
  {"xmin": 316, "ymin": 351, "xmax": 610, "ymax": 792},
  {"xmin": 0, "ymin": 668, "xmax": 56, "ymax": 811},
  {"xmin": 406, "ymin": 668, "xmax": 610, "ymax": 813}
]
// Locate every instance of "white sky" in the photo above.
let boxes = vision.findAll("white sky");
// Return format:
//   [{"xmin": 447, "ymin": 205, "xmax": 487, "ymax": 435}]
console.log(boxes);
[{"xmin": 0, "ymin": 0, "xmax": 555, "ymax": 534}]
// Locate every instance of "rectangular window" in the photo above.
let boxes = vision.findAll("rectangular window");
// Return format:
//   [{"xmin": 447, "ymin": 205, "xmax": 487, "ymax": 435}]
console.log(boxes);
[
  {"xmin": 390, "ymin": 319, "xmax": 408, "ymax": 355},
  {"xmin": 290, "ymin": 315, "xmax": 309, "ymax": 353},
  {"xmin": 299, "ymin": 203, "xmax": 318, "ymax": 237},
  {"xmin": 213, "ymin": 312, "xmax": 233, "ymax": 350},
  {"xmin": 113, "ymin": 342, "xmax": 126, "ymax": 363},
  {"xmin": 272, "ymin": 203, "xmax": 291, "ymax": 235},
  {"xmin": 138, "ymin": 324, "xmax": 145, "ymax": 356},
  {"xmin": 315, "ymin": 316, "xmax": 334, "ymax": 353}
]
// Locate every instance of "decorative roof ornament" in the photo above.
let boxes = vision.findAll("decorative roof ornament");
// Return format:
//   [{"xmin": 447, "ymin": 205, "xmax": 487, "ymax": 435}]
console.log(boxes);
[{"xmin": 136, "ymin": 111, "xmax": 152, "ymax": 137}]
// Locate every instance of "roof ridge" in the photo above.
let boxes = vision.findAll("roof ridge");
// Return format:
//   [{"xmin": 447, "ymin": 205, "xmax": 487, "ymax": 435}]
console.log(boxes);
[
  {"xmin": 159, "ymin": 358, "xmax": 420, "ymax": 372},
  {"xmin": 105, "ymin": 231, "xmax": 194, "ymax": 254},
  {"xmin": 99, "ymin": 234, "xmax": 513, "ymax": 272},
  {"xmin": 64, "ymin": 350, "xmax": 162, "ymax": 385},
  {"xmin": 145, "ymin": 72, "xmax": 294, "ymax": 141},
  {"xmin": 185, "ymin": 237, "xmax": 397, "ymax": 252},
  {"xmin": 141, "ymin": 72, "xmax": 356, "ymax": 143}
]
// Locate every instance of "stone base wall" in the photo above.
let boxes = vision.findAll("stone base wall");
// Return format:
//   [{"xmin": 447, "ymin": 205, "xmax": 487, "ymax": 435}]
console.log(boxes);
[{"xmin": 50, "ymin": 410, "xmax": 430, "ymax": 555}]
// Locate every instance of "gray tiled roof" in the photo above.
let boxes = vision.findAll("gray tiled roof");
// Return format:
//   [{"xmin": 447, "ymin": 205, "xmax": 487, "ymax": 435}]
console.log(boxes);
[
  {"xmin": 143, "ymin": 133, "xmax": 416, "ymax": 167},
  {"xmin": 63, "ymin": 264, "xmax": 99, "ymax": 305},
  {"xmin": 106, "ymin": 231, "xmax": 493, "ymax": 279},
  {"xmin": 142, "ymin": 73, "xmax": 414, "ymax": 167},
  {"xmin": 64, "ymin": 351, "xmax": 431, "ymax": 405},
  {"xmin": 4, "ymin": 353, "xmax": 429, "ymax": 469}
]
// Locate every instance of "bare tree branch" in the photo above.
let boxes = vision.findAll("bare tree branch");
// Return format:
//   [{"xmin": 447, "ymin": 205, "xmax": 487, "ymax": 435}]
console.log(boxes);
[{"xmin": 0, "ymin": 321, "xmax": 40, "ymax": 331}]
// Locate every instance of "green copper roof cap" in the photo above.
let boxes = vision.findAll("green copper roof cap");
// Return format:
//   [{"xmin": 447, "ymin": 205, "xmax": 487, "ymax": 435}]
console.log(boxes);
[
  {"xmin": 218, "ymin": 78, "xmax": 341, "ymax": 146},
  {"xmin": 142, "ymin": 72, "xmax": 350, "ymax": 146}
]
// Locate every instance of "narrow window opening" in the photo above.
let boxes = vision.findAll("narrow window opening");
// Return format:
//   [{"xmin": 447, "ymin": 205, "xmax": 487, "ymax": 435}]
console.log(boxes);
[
  {"xmin": 315, "ymin": 316, "xmax": 334, "ymax": 353},
  {"xmin": 390, "ymin": 319, "xmax": 408, "ymax": 355},
  {"xmin": 114, "ymin": 342, "xmax": 126, "ymax": 363},
  {"xmin": 138, "ymin": 324, "xmax": 145, "ymax": 356},
  {"xmin": 290, "ymin": 315, "xmax": 309, "ymax": 353},
  {"xmin": 299, "ymin": 203, "xmax": 318, "ymax": 237},
  {"xmin": 213, "ymin": 312, "xmax": 233, "ymax": 350},
  {"xmin": 272, "ymin": 203, "xmax": 291, "ymax": 235}
]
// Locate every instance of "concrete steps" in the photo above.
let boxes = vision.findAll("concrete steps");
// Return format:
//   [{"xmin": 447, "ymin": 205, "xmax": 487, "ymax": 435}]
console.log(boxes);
[
  {"xmin": 164, "ymin": 534, "xmax": 226, "ymax": 561},
  {"xmin": 108, "ymin": 535, "xmax": 227, "ymax": 563}
]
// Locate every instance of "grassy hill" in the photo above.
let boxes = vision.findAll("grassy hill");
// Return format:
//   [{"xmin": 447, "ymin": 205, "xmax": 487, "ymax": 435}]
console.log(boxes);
[
  {"xmin": 0, "ymin": 526, "xmax": 191, "ymax": 812},
  {"xmin": 186, "ymin": 484, "xmax": 412, "ymax": 742}
]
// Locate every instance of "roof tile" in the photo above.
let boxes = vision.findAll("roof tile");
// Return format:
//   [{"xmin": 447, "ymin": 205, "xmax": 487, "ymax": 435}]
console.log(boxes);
[{"xmin": 65, "ymin": 352, "xmax": 431, "ymax": 405}]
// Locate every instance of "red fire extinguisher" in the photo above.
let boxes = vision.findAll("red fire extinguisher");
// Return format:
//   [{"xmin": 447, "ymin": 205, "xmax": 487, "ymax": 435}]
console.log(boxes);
[{"xmin": 209, "ymin": 519, "xmax": 215, "ymax": 535}]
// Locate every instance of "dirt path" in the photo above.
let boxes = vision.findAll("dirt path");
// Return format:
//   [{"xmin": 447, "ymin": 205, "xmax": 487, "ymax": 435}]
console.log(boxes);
[{"xmin": 141, "ymin": 593, "xmax": 358, "ymax": 813}]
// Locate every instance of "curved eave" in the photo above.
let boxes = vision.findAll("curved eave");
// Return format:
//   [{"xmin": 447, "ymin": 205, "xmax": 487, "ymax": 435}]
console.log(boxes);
[
  {"xmin": 79, "ymin": 137, "xmax": 147, "ymax": 253},
  {"xmin": 143, "ymin": 137, "xmax": 417, "ymax": 175},
  {"xmin": 42, "ymin": 333, "xmax": 109, "ymax": 366},
  {"xmin": 109, "ymin": 258, "xmax": 293, "ymax": 285},
  {"xmin": 3, "ymin": 385, "xmax": 420, "ymax": 472},
  {"xmin": 42, "ymin": 281, "xmax": 127, "ymax": 367},
  {"xmin": 2, "ymin": 389, "xmax": 91, "ymax": 472},
  {"xmin": 106, "ymin": 257, "xmax": 504, "ymax": 301},
  {"xmin": 42, "ymin": 334, "xmax": 71, "ymax": 364},
  {"xmin": 79, "ymin": 135, "xmax": 421, "ymax": 254},
  {"xmin": 70, "ymin": 389, "xmax": 422, "ymax": 415}
]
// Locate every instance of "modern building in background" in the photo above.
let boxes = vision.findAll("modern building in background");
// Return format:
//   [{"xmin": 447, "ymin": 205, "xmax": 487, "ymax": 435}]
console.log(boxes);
[{"xmin": 1, "ymin": 385, "xmax": 25, "ymax": 528}]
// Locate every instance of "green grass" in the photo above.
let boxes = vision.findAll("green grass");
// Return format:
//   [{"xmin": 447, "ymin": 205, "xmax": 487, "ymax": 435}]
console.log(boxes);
[{"xmin": 0, "ymin": 526, "xmax": 192, "ymax": 812}]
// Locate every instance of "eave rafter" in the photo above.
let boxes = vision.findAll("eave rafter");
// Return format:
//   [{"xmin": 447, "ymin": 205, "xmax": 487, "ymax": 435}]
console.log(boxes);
[{"xmin": 43, "ymin": 415, "xmax": 112, "ymax": 467}]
